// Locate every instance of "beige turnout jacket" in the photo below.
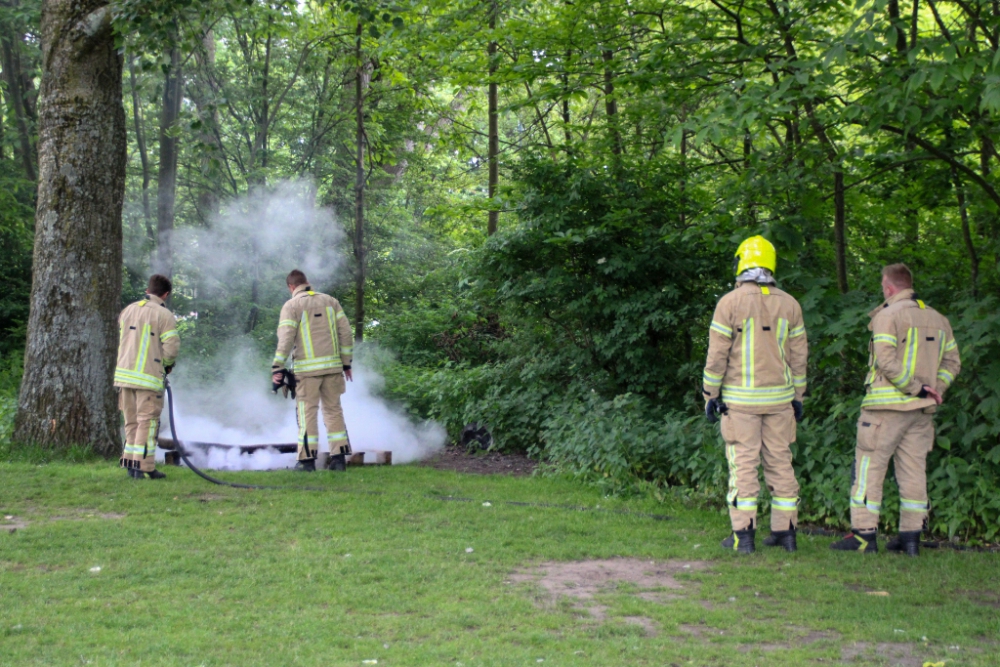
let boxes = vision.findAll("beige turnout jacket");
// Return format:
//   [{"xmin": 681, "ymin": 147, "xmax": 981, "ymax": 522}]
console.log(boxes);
[
  {"xmin": 114, "ymin": 294, "xmax": 180, "ymax": 392},
  {"xmin": 862, "ymin": 288, "xmax": 961, "ymax": 411},
  {"xmin": 703, "ymin": 281, "xmax": 808, "ymax": 413},
  {"xmin": 272, "ymin": 285, "xmax": 353, "ymax": 378}
]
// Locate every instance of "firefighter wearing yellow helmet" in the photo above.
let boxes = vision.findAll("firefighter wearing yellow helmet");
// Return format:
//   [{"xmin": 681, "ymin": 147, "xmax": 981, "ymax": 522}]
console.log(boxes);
[{"xmin": 702, "ymin": 236, "xmax": 808, "ymax": 554}]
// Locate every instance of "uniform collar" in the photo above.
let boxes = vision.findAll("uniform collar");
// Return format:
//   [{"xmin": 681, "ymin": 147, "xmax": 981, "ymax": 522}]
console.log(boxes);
[
  {"xmin": 868, "ymin": 288, "xmax": 915, "ymax": 318},
  {"xmin": 145, "ymin": 294, "xmax": 165, "ymax": 307},
  {"xmin": 292, "ymin": 284, "xmax": 312, "ymax": 297}
]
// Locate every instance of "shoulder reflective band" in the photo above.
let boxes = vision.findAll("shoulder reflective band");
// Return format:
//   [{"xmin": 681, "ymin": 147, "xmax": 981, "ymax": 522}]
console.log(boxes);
[
  {"xmin": 916, "ymin": 299, "xmax": 926, "ymax": 309},
  {"xmin": 710, "ymin": 320, "xmax": 732, "ymax": 337},
  {"xmin": 872, "ymin": 333, "xmax": 897, "ymax": 346},
  {"xmin": 160, "ymin": 329, "xmax": 179, "ymax": 342},
  {"xmin": 789, "ymin": 324, "xmax": 805, "ymax": 338},
  {"xmin": 138, "ymin": 300, "xmax": 147, "ymax": 307},
  {"xmin": 761, "ymin": 286, "xmax": 770, "ymax": 295},
  {"xmin": 307, "ymin": 291, "xmax": 315, "ymax": 295},
  {"xmin": 278, "ymin": 319, "xmax": 298, "ymax": 329}
]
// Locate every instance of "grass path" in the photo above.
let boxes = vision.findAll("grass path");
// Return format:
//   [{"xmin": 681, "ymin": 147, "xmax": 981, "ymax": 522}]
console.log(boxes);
[{"xmin": 1, "ymin": 462, "xmax": 997, "ymax": 666}]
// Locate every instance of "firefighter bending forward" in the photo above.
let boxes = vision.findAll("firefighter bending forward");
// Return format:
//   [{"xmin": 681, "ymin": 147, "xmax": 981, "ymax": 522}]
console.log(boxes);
[
  {"xmin": 702, "ymin": 236, "xmax": 808, "ymax": 554},
  {"xmin": 271, "ymin": 270, "xmax": 354, "ymax": 472},
  {"xmin": 115, "ymin": 274, "xmax": 180, "ymax": 479},
  {"xmin": 830, "ymin": 264, "xmax": 961, "ymax": 556}
]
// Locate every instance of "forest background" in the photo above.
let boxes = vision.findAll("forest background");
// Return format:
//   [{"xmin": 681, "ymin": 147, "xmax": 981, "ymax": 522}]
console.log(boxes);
[{"xmin": 0, "ymin": 0, "xmax": 998, "ymax": 541}]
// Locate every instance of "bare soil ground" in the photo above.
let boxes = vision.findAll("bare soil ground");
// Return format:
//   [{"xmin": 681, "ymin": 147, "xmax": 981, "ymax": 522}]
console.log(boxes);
[
  {"xmin": 510, "ymin": 558, "xmax": 710, "ymax": 637},
  {"xmin": 419, "ymin": 445, "xmax": 537, "ymax": 476}
]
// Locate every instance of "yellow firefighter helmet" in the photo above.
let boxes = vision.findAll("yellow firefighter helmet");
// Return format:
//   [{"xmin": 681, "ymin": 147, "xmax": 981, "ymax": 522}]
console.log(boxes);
[{"xmin": 734, "ymin": 235, "xmax": 777, "ymax": 275}]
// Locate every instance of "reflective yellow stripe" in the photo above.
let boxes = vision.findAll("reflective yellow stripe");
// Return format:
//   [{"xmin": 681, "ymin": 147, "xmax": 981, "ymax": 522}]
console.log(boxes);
[
  {"xmin": 160, "ymin": 329, "xmax": 179, "ymax": 342},
  {"xmin": 735, "ymin": 498, "xmax": 757, "ymax": 510},
  {"xmin": 872, "ymin": 333, "xmax": 897, "ymax": 346},
  {"xmin": 861, "ymin": 385, "xmax": 921, "ymax": 407},
  {"xmin": 851, "ymin": 456, "xmax": 871, "ymax": 508},
  {"xmin": 721, "ymin": 384, "xmax": 794, "ymax": 406},
  {"xmin": 937, "ymin": 369, "xmax": 954, "ymax": 386},
  {"xmin": 135, "ymin": 323, "xmax": 151, "ymax": 374},
  {"xmin": 293, "ymin": 356, "xmax": 343, "ymax": 372},
  {"xmin": 916, "ymin": 299, "xmax": 926, "ymax": 309},
  {"xmin": 703, "ymin": 369, "xmax": 723, "ymax": 387},
  {"xmin": 944, "ymin": 338, "xmax": 957, "ymax": 352},
  {"xmin": 710, "ymin": 321, "xmax": 733, "ymax": 337},
  {"xmin": 792, "ymin": 374, "xmax": 807, "ymax": 387},
  {"xmin": 114, "ymin": 368, "xmax": 163, "ymax": 391},
  {"xmin": 341, "ymin": 345, "xmax": 353, "ymax": 355},
  {"xmin": 300, "ymin": 311, "xmax": 315, "ymax": 359},
  {"xmin": 328, "ymin": 431, "xmax": 348, "ymax": 442},
  {"xmin": 900, "ymin": 498, "xmax": 927, "ymax": 512},
  {"xmin": 325, "ymin": 306, "xmax": 341, "ymax": 361},
  {"xmin": 776, "ymin": 317, "xmax": 792, "ymax": 386},
  {"xmin": 789, "ymin": 325, "xmax": 806, "ymax": 338},
  {"xmin": 278, "ymin": 320, "xmax": 299, "ymax": 329},
  {"xmin": 742, "ymin": 318, "xmax": 754, "ymax": 388},
  {"xmin": 890, "ymin": 327, "xmax": 918, "ymax": 387},
  {"xmin": 771, "ymin": 497, "xmax": 798, "ymax": 510},
  {"xmin": 760, "ymin": 286, "xmax": 770, "ymax": 295},
  {"xmin": 938, "ymin": 330, "xmax": 946, "ymax": 364},
  {"xmin": 336, "ymin": 310, "xmax": 347, "ymax": 320},
  {"xmin": 138, "ymin": 300, "xmax": 148, "ymax": 307},
  {"xmin": 726, "ymin": 445, "xmax": 738, "ymax": 504}
]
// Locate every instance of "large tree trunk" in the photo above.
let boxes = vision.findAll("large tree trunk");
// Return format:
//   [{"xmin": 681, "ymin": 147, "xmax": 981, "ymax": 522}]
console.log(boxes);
[
  {"xmin": 353, "ymin": 18, "xmax": 366, "ymax": 342},
  {"xmin": 834, "ymin": 168, "xmax": 848, "ymax": 294},
  {"xmin": 155, "ymin": 46, "xmax": 182, "ymax": 278},
  {"xmin": 487, "ymin": 0, "xmax": 499, "ymax": 236},
  {"xmin": 13, "ymin": 0, "xmax": 125, "ymax": 454}
]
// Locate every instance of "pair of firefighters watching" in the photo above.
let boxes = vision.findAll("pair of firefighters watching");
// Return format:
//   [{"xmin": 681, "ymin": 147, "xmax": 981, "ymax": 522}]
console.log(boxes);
[
  {"xmin": 114, "ymin": 271, "xmax": 354, "ymax": 477},
  {"xmin": 704, "ymin": 237, "xmax": 961, "ymax": 556}
]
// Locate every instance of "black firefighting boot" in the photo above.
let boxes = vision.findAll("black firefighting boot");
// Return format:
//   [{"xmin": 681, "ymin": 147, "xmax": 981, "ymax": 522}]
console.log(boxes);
[
  {"xmin": 327, "ymin": 454, "xmax": 346, "ymax": 472},
  {"xmin": 145, "ymin": 469, "xmax": 167, "ymax": 480},
  {"xmin": 762, "ymin": 527, "xmax": 797, "ymax": 552},
  {"xmin": 829, "ymin": 530, "xmax": 878, "ymax": 553},
  {"xmin": 294, "ymin": 459, "xmax": 316, "ymax": 472},
  {"xmin": 886, "ymin": 531, "xmax": 921, "ymax": 557},
  {"xmin": 127, "ymin": 468, "xmax": 143, "ymax": 479},
  {"xmin": 721, "ymin": 527, "xmax": 756, "ymax": 554}
]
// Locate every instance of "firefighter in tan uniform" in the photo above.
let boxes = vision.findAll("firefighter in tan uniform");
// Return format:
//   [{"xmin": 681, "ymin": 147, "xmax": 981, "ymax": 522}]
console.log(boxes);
[
  {"xmin": 115, "ymin": 274, "xmax": 180, "ymax": 479},
  {"xmin": 703, "ymin": 236, "xmax": 808, "ymax": 554},
  {"xmin": 831, "ymin": 264, "xmax": 961, "ymax": 556},
  {"xmin": 271, "ymin": 270, "xmax": 354, "ymax": 472}
]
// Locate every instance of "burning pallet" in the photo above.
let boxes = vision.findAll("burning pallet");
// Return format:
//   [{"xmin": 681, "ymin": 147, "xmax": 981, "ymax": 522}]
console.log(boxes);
[{"xmin": 156, "ymin": 437, "xmax": 391, "ymax": 467}]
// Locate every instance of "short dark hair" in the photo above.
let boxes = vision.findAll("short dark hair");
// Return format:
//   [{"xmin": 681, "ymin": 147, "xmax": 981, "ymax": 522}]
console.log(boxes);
[
  {"xmin": 147, "ymin": 274, "xmax": 172, "ymax": 297},
  {"xmin": 882, "ymin": 263, "xmax": 913, "ymax": 289},
  {"xmin": 286, "ymin": 269, "xmax": 308, "ymax": 287}
]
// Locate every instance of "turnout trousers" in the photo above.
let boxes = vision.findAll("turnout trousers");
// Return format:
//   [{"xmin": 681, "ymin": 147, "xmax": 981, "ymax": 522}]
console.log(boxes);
[
  {"xmin": 119, "ymin": 388, "xmax": 163, "ymax": 473},
  {"xmin": 295, "ymin": 372, "xmax": 351, "ymax": 461},
  {"xmin": 720, "ymin": 406, "xmax": 800, "ymax": 532},
  {"xmin": 850, "ymin": 409, "xmax": 934, "ymax": 532}
]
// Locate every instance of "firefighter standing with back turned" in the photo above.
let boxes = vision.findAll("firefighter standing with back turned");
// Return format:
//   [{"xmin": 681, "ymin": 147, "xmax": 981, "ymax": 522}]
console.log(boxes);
[
  {"xmin": 830, "ymin": 264, "xmax": 961, "ymax": 556},
  {"xmin": 115, "ymin": 274, "xmax": 180, "ymax": 479},
  {"xmin": 702, "ymin": 236, "xmax": 808, "ymax": 554},
  {"xmin": 271, "ymin": 270, "xmax": 354, "ymax": 472}
]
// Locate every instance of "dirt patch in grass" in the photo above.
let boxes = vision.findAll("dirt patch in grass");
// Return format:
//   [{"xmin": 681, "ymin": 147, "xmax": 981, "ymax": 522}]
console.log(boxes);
[
  {"xmin": 840, "ymin": 641, "xmax": 924, "ymax": 667},
  {"xmin": 512, "ymin": 558, "xmax": 709, "ymax": 637},
  {"xmin": 419, "ymin": 445, "xmax": 537, "ymax": 476},
  {"xmin": 511, "ymin": 558, "xmax": 709, "ymax": 601},
  {"xmin": 2, "ymin": 517, "xmax": 29, "ymax": 533},
  {"xmin": 960, "ymin": 589, "xmax": 1000, "ymax": 609},
  {"xmin": 2, "ymin": 511, "xmax": 124, "ymax": 532}
]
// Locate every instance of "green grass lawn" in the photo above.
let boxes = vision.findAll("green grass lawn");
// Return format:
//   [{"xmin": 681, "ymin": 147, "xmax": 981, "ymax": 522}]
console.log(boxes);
[{"xmin": 1, "ymin": 461, "xmax": 997, "ymax": 666}]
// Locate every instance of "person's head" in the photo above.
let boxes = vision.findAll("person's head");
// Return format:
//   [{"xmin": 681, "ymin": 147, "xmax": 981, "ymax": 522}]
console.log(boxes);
[
  {"xmin": 734, "ymin": 235, "xmax": 776, "ymax": 277},
  {"xmin": 286, "ymin": 269, "xmax": 308, "ymax": 293},
  {"xmin": 881, "ymin": 263, "xmax": 913, "ymax": 300},
  {"xmin": 147, "ymin": 274, "xmax": 172, "ymax": 299}
]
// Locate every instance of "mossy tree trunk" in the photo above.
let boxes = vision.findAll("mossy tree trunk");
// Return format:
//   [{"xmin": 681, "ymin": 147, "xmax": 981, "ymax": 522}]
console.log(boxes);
[{"xmin": 13, "ymin": 0, "xmax": 125, "ymax": 454}]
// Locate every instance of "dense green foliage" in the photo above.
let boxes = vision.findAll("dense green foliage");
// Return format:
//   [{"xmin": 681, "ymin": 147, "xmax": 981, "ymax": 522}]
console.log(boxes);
[{"xmin": 2, "ymin": 0, "xmax": 1000, "ymax": 539}]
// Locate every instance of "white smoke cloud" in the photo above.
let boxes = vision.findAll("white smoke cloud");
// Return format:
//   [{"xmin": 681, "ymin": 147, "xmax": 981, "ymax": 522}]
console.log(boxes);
[
  {"xmin": 153, "ymin": 180, "xmax": 445, "ymax": 471},
  {"xmin": 163, "ymin": 344, "xmax": 445, "ymax": 470},
  {"xmin": 172, "ymin": 179, "xmax": 345, "ymax": 296}
]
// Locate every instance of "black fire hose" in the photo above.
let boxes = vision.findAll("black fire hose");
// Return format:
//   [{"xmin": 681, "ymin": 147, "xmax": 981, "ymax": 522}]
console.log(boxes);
[{"xmin": 163, "ymin": 378, "xmax": 330, "ymax": 491}]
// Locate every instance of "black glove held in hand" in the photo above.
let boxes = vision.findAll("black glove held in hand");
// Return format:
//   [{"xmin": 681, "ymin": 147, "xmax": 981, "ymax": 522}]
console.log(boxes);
[
  {"xmin": 791, "ymin": 400, "xmax": 803, "ymax": 423},
  {"xmin": 706, "ymin": 398, "xmax": 723, "ymax": 424}
]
